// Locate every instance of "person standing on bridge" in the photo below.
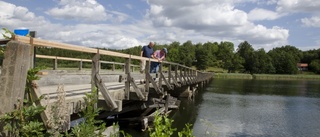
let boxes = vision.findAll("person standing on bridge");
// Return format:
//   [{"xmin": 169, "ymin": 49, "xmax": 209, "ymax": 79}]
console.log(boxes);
[
  {"xmin": 150, "ymin": 48, "xmax": 168, "ymax": 73},
  {"xmin": 140, "ymin": 41, "xmax": 155, "ymax": 73}
]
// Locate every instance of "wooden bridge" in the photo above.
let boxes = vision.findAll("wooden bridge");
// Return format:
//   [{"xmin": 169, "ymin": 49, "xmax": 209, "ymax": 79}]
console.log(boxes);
[{"xmin": 0, "ymin": 36, "xmax": 213, "ymax": 131}]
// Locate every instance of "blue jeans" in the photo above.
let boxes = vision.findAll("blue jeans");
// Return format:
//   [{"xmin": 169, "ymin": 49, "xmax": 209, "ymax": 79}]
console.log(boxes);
[{"xmin": 150, "ymin": 62, "xmax": 159, "ymax": 73}]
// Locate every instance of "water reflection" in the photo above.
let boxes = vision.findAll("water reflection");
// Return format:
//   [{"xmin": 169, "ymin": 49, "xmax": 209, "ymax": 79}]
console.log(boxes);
[
  {"xmin": 124, "ymin": 79, "xmax": 320, "ymax": 137},
  {"xmin": 192, "ymin": 79, "xmax": 320, "ymax": 137}
]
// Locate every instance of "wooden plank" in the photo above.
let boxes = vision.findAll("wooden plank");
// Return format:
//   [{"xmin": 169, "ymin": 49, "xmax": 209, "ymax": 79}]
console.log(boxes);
[
  {"xmin": 128, "ymin": 73, "xmax": 145, "ymax": 100},
  {"xmin": 95, "ymin": 74, "xmax": 118, "ymax": 110},
  {"xmin": 160, "ymin": 72, "xmax": 173, "ymax": 90},
  {"xmin": 147, "ymin": 72, "xmax": 162, "ymax": 94}
]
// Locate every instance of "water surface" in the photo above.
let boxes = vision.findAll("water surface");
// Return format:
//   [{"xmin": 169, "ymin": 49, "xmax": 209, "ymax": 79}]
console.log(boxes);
[{"xmin": 186, "ymin": 79, "xmax": 320, "ymax": 137}]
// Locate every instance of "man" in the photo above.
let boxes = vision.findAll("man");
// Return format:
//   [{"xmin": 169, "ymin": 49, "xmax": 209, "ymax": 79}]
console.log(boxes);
[
  {"xmin": 150, "ymin": 48, "xmax": 167, "ymax": 73},
  {"xmin": 140, "ymin": 41, "xmax": 155, "ymax": 73}
]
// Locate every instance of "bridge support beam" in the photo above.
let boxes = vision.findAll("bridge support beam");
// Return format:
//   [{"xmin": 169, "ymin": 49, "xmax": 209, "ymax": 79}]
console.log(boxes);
[{"xmin": 0, "ymin": 41, "xmax": 31, "ymax": 134}]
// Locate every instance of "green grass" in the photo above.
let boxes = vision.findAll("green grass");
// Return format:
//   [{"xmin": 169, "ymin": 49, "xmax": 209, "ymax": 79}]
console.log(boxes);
[
  {"xmin": 253, "ymin": 74, "xmax": 320, "ymax": 80},
  {"xmin": 214, "ymin": 73, "xmax": 253, "ymax": 79},
  {"xmin": 206, "ymin": 67, "xmax": 227, "ymax": 73}
]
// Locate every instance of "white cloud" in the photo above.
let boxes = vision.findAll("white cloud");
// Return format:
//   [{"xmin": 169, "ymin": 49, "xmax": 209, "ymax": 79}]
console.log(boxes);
[
  {"xmin": 146, "ymin": 0, "xmax": 289, "ymax": 49},
  {"xmin": 0, "ymin": 1, "xmax": 144, "ymax": 49},
  {"xmin": 0, "ymin": 1, "xmax": 48, "ymax": 31},
  {"xmin": 248, "ymin": 8, "xmax": 282, "ymax": 21},
  {"xmin": 46, "ymin": 0, "xmax": 110, "ymax": 21},
  {"xmin": 301, "ymin": 16, "xmax": 320, "ymax": 28},
  {"xmin": 276, "ymin": 0, "xmax": 320, "ymax": 13}
]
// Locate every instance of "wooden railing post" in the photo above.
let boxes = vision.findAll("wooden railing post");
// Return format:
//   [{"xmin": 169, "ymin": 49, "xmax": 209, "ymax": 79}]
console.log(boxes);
[
  {"xmin": 125, "ymin": 57, "xmax": 131, "ymax": 100},
  {"xmin": 168, "ymin": 64, "xmax": 172, "ymax": 84},
  {"xmin": 145, "ymin": 59, "xmax": 150, "ymax": 93},
  {"xmin": 131, "ymin": 65, "xmax": 134, "ymax": 72},
  {"xmin": 175, "ymin": 65, "xmax": 178, "ymax": 83},
  {"xmin": 158, "ymin": 63, "xmax": 163, "ymax": 89},
  {"xmin": 79, "ymin": 60, "xmax": 83, "ymax": 70},
  {"xmin": 53, "ymin": 56, "xmax": 58, "ymax": 70}
]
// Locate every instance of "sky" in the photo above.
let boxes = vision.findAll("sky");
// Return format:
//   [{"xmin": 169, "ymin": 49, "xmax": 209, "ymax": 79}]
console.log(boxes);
[{"xmin": 0, "ymin": 0, "xmax": 319, "ymax": 51}]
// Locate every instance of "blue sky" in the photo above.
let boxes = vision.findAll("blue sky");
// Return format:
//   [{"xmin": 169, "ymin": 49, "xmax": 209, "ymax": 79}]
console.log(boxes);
[{"xmin": 0, "ymin": 0, "xmax": 319, "ymax": 51}]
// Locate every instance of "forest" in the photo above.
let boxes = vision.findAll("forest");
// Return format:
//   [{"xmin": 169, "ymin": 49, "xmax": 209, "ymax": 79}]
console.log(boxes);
[{"xmin": 1, "ymin": 40, "xmax": 320, "ymax": 74}]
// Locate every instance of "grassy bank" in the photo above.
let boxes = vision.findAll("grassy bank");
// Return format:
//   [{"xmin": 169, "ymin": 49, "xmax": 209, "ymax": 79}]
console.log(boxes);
[
  {"xmin": 214, "ymin": 73, "xmax": 253, "ymax": 79},
  {"xmin": 253, "ymin": 74, "xmax": 320, "ymax": 80},
  {"xmin": 214, "ymin": 73, "xmax": 320, "ymax": 80}
]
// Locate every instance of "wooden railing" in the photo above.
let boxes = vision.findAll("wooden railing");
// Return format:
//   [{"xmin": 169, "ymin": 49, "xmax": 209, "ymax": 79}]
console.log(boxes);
[{"xmin": 36, "ymin": 54, "xmax": 139, "ymax": 71}]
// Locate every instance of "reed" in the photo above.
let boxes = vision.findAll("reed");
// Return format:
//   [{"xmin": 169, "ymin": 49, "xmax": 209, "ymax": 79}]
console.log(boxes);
[
  {"xmin": 214, "ymin": 73, "xmax": 320, "ymax": 80},
  {"xmin": 214, "ymin": 73, "xmax": 253, "ymax": 79},
  {"xmin": 253, "ymin": 74, "xmax": 320, "ymax": 80}
]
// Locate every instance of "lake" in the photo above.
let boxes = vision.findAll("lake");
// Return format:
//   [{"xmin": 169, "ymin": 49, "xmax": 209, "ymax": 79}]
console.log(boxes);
[
  {"xmin": 126, "ymin": 78, "xmax": 320, "ymax": 137},
  {"xmin": 172, "ymin": 78, "xmax": 320, "ymax": 137}
]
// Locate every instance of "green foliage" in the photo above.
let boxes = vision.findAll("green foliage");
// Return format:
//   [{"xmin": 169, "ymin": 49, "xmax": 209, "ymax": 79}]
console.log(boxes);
[
  {"xmin": 109, "ymin": 122, "xmax": 132, "ymax": 137},
  {"xmin": 0, "ymin": 67, "xmax": 47, "ymax": 137},
  {"xmin": 309, "ymin": 59, "xmax": 320, "ymax": 74},
  {"xmin": 2, "ymin": 28, "xmax": 14, "ymax": 39},
  {"xmin": 149, "ymin": 112, "xmax": 177, "ymax": 137},
  {"xmin": 25, "ymin": 67, "xmax": 45, "ymax": 104},
  {"xmin": 268, "ymin": 49, "xmax": 298, "ymax": 74},
  {"xmin": 148, "ymin": 111, "xmax": 194, "ymax": 137},
  {"xmin": 237, "ymin": 41, "xmax": 255, "ymax": 73},
  {"xmin": 178, "ymin": 123, "xmax": 194, "ymax": 137},
  {"xmin": 195, "ymin": 47, "xmax": 209, "ymax": 70},
  {"xmin": 67, "ymin": 89, "xmax": 106, "ymax": 137},
  {"xmin": 0, "ymin": 98, "xmax": 46, "ymax": 137}
]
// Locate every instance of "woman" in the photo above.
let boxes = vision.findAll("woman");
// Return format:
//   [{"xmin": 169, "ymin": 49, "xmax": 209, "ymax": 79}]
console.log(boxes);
[{"xmin": 150, "ymin": 48, "xmax": 168, "ymax": 73}]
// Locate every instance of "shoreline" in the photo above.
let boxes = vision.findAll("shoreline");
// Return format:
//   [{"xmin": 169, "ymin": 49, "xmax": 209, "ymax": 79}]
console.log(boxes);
[{"xmin": 214, "ymin": 73, "xmax": 320, "ymax": 80}]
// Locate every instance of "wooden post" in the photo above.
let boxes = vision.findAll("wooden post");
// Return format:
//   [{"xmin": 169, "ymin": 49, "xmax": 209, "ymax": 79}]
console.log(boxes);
[
  {"xmin": 0, "ymin": 41, "xmax": 31, "ymax": 133},
  {"xmin": 53, "ymin": 57, "xmax": 58, "ymax": 70},
  {"xmin": 158, "ymin": 63, "xmax": 163, "ymax": 89},
  {"xmin": 125, "ymin": 57, "xmax": 131, "ymax": 100},
  {"xmin": 112, "ymin": 63, "xmax": 115, "ymax": 71},
  {"xmin": 92, "ymin": 53, "xmax": 100, "ymax": 109},
  {"xmin": 29, "ymin": 31, "xmax": 36, "ymax": 68},
  {"xmin": 165, "ymin": 94, "xmax": 170, "ymax": 113},
  {"xmin": 79, "ymin": 60, "xmax": 83, "ymax": 70},
  {"xmin": 175, "ymin": 65, "xmax": 178, "ymax": 83},
  {"xmin": 168, "ymin": 64, "xmax": 172, "ymax": 84},
  {"xmin": 145, "ymin": 60, "xmax": 151, "ymax": 93}
]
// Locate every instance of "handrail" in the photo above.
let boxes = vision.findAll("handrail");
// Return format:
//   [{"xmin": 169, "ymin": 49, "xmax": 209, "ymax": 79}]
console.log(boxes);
[
  {"xmin": 14, "ymin": 35, "xmax": 198, "ymax": 72},
  {"xmin": 36, "ymin": 54, "xmax": 139, "ymax": 67}
]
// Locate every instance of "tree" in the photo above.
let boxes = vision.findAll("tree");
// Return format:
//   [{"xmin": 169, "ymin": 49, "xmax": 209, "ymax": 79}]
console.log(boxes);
[
  {"xmin": 236, "ymin": 41, "xmax": 255, "ymax": 73},
  {"xmin": 195, "ymin": 47, "xmax": 208, "ymax": 70},
  {"xmin": 202, "ymin": 42, "xmax": 218, "ymax": 67},
  {"xmin": 268, "ymin": 49, "xmax": 298, "ymax": 74},
  {"xmin": 217, "ymin": 41, "xmax": 234, "ymax": 69},
  {"xmin": 252, "ymin": 49, "xmax": 275, "ymax": 74},
  {"xmin": 223, "ymin": 53, "xmax": 244, "ymax": 73},
  {"xmin": 179, "ymin": 41, "xmax": 195, "ymax": 67},
  {"xmin": 309, "ymin": 59, "xmax": 320, "ymax": 74}
]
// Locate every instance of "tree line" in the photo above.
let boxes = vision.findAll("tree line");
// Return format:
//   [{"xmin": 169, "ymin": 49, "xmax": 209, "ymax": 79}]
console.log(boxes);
[{"xmin": 1, "ymin": 40, "xmax": 319, "ymax": 74}]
